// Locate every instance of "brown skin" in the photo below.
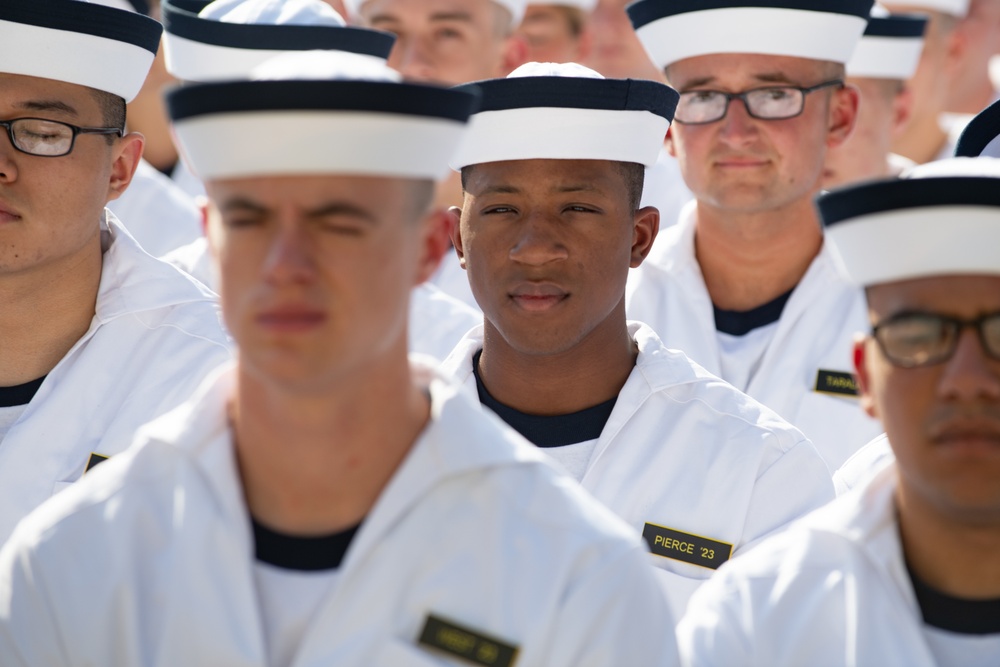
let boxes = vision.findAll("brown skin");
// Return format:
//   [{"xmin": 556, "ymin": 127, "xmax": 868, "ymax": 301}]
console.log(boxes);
[
  {"xmin": 452, "ymin": 159, "xmax": 658, "ymax": 415},
  {"xmin": 855, "ymin": 275, "xmax": 1000, "ymax": 598},
  {"xmin": 205, "ymin": 174, "xmax": 449, "ymax": 534},
  {"xmin": 665, "ymin": 54, "xmax": 858, "ymax": 311},
  {"xmin": 516, "ymin": 5, "xmax": 591, "ymax": 66},
  {"xmin": 0, "ymin": 73, "xmax": 143, "ymax": 386}
]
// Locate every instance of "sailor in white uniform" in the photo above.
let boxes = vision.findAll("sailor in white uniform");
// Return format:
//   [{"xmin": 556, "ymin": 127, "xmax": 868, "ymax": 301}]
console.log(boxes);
[
  {"xmin": 679, "ymin": 158, "xmax": 1000, "ymax": 667},
  {"xmin": 441, "ymin": 61, "xmax": 834, "ymax": 618},
  {"xmin": 161, "ymin": 0, "xmax": 481, "ymax": 361},
  {"xmin": 0, "ymin": 51, "xmax": 678, "ymax": 667},
  {"xmin": 0, "ymin": 0, "xmax": 232, "ymax": 545},
  {"xmin": 625, "ymin": 0, "xmax": 883, "ymax": 471}
]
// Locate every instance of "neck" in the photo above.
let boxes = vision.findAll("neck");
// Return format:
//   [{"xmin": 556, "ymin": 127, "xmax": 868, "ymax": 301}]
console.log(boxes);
[
  {"xmin": 891, "ymin": 111, "xmax": 948, "ymax": 165},
  {"xmin": 693, "ymin": 198, "xmax": 822, "ymax": 311},
  {"xmin": 0, "ymin": 232, "xmax": 103, "ymax": 386},
  {"xmin": 477, "ymin": 303, "xmax": 637, "ymax": 415},
  {"xmin": 233, "ymin": 344, "xmax": 430, "ymax": 535},
  {"xmin": 897, "ymin": 480, "xmax": 1000, "ymax": 599}
]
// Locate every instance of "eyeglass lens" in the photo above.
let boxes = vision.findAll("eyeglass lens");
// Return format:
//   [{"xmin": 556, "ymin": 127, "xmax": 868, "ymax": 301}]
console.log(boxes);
[
  {"xmin": 676, "ymin": 87, "xmax": 803, "ymax": 124},
  {"xmin": 8, "ymin": 119, "xmax": 75, "ymax": 156},
  {"xmin": 875, "ymin": 313, "xmax": 1000, "ymax": 368}
]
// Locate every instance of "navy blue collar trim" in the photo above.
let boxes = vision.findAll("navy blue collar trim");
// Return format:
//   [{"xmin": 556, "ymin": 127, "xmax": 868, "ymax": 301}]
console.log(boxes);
[
  {"xmin": 714, "ymin": 289, "xmax": 793, "ymax": 337},
  {"xmin": 628, "ymin": 0, "xmax": 873, "ymax": 30},
  {"xmin": 817, "ymin": 178, "xmax": 1000, "ymax": 227},
  {"xmin": 0, "ymin": 376, "xmax": 46, "ymax": 409},
  {"xmin": 162, "ymin": 0, "xmax": 394, "ymax": 57},
  {"xmin": 456, "ymin": 77, "xmax": 678, "ymax": 121},
  {"xmin": 956, "ymin": 98, "xmax": 1000, "ymax": 157},
  {"xmin": 0, "ymin": 0, "xmax": 162, "ymax": 54},
  {"xmin": 472, "ymin": 350, "xmax": 617, "ymax": 448},
  {"xmin": 907, "ymin": 561, "xmax": 1000, "ymax": 635},
  {"xmin": 253, "ymin": 517, "xmax": 361, "ymax": 572},
  {"xmin": 168, "ymin": 80, "xmax": 480, "ymax": 123},
  {"xmin": 864, "ymin": 14, "xmax": 927, "ymax": 38}
]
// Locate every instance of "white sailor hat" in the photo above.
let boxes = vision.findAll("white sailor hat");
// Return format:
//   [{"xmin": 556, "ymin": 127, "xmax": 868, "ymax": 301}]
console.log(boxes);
[
  {"xmin": 883, "ymin": 0, "xmax": 969, "ymax": 17},
  {"xmin": 163, "ymin": 0, "xmax": 395, "ymax": 82},
  {"xmin": 167, "ymin": 50, "xmax": 480, "ymax": 182},
  {"xmin": 847, "ymin": 9, "xmax": 927, "ymax": 79},
  {"xmin": 449, "ymin": 62, "xmax": 677, "ymax": 170},
  {"xmin": 342, "ymin": 0, "xmax": 528, "ymax": 32},
  {"xmin": 0, "ymin": 0, "xmax": 161, "ymax": 103},
  {"xmin": 817, "ymin": 158, "xmax": 1000, "ymax": 286},
  {"xmin": 628, "ymin": 0, "xmax": 873, "ymax": 71},
  {"xmin": 527, "ymin": 0, "xmax": 598, "ymax": 12},
  {"xmin": 955, "ymin": 99, "xmax": 1000, "ymax": 158}
]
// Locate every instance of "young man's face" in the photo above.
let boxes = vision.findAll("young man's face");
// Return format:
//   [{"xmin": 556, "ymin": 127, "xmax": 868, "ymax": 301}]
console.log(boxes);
[
  {"xmin": 822, "ymin": 77, "xmax": 909, "ymax": 188},
  {"xmin": 0, "ymin": 73, "xmax": 137, "ymax": 276},
  {"xmin": 582, "ymin": 0, "xmax": 662, "ymax": 80},
  {"xmin": 516, "ymin": 5, "xmax": 587, "ymax": 65},
  {"xmin": 665, "ymin": 53, "xmax": 856, "ymax": 216},
  {"xmin": 455, "ymin": 158, "xmax": 656, "ymax": 356},
  {"xmin": 857, "ymin": 275, "xmax": 1000, "ymax": 520},
  {"xmin": 206, "ymin": 174, "xmax": 441, "ymax": 392},
  {"xmin": 361, "ymin": 0, "xmax": 512, "ymax": 84}
]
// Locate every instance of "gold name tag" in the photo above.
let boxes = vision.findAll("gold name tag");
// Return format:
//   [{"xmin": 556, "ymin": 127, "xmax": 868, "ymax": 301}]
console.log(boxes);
[
  {"xmin": 813, "ymin": 369, "xmax": 860, "ymax": 397},
  {"xmin": 418, "ymin": 614, "xmax": 519, "ymax": 667},
  {"xmin": 642, "ymin": 523, "xmax": 733, "ymax": 570}
]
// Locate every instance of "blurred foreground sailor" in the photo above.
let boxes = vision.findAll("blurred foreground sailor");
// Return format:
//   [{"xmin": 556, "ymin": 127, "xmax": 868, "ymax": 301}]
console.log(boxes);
[
  {"xmin": 161, "ymin": 0, "xmax": 480, "ymax": 361},
  {"xmin": 442, "ymin": 61, "xmax": 833, "ymax": 618},
  {"xmin": 0, "ymin": 0, "xmax": 231, "ymax": 545},
  {"xmin": 0, "ymin": 52, "xmax": 678, "ymax": 667},
  {"xmin": 625, "ymin": 0, "xmax": 883, "ymax": 470},
  {"xmin": 822, "ymin": 6, "xmax": 927, "ymax": 188},
  {"xmin": 679, "ymin": 158, "xmax": 1000, "ymax": 667}
]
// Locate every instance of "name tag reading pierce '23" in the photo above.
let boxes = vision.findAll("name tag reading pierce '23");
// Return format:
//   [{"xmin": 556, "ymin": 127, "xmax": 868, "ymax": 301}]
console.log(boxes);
[{"xmin": 642, "ymin": 523, "xmax": 733, "ymax": 570}]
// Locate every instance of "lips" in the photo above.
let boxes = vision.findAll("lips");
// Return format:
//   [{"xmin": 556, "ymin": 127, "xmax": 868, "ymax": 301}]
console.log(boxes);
[
  {"xmin": 929, "ymin": 417, "xmax": 1000, "ymax": 454},
  {"xmin": 0, "ymin": 198, "xmax": 21, "ymax": 223},
  {"xmin": 509, "ymin": 282, "xmax": 569, "ymax": 312},
  {"xmin": 256, "ymin": 306, "xmax": 327, "ymax": 333}
]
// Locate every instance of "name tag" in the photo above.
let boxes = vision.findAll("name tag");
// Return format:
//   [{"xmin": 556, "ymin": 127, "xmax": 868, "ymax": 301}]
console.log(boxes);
[
  {"xmin": 813, "ymin": 369, "xmax": 860, "ymax": 397},
  {"xmin": 642, "ymin": 523, "xmax": 732, "ymax": 570},
  {"xmin": 84, "ymin": 453, "xmax": 109, "ymax": 474},
  {"xmin": 418, "ymin": 614, "xmax": 519, "ymax": 667}
]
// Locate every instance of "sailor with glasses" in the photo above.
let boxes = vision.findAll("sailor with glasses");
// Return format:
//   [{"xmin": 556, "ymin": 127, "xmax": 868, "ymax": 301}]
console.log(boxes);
[
  {"xmin": 624, "ymin": 0, "xmax": 884, "ymax": 472},
  {"xmin": 0, "ymin": 0, "xmax": 232, "ymax": 545},
  {"xmin": 679, "ymin": 157, "xmax": 1000, "ymax": 666}
]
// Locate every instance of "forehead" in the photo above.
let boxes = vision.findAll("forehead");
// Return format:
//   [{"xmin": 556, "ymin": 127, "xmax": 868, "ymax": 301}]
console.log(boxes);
[
  {"xmin": 0, "ymin": 72, "xmax": 102, "ymax": 120},
  {"xmin": 364, "ymin": 0, "xmax": 497, "ymax": 24},
  {"xmin": 667, "ymin": 53, "xmax": 833, "ymax": 88},
  {"xmin": 465, "ymin": 158, "xmax": 626, "ymax": 193},
  {"xmin": 867, "ymin": 275, "xmax": 1000, "ymax": 317},
  {"xmin": 206, "ymin": 173, "xmax": 416, "ymax": 208}
]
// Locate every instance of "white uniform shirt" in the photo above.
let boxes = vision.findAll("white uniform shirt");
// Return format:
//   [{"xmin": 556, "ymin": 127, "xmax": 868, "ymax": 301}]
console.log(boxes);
[
  {"xmin": 678, "ymin": 462, "xmax": 1000, "ymax": 667},
  {"xmin": 108, "ymin": 159, "xmax": 204, "ymax": 257},
  {"xmin": 439, "ymin": 322, "xmax": 835, "ymax": 617},
  {"xmin": 0, "ymin": 212, "xmax": 232, "ymax": 545},
  {"xmin": 0, "ymin": 363, "xmax": 679, "ymax": 667},
  {"xmin": 626, "ymin": 204, "xmax": 882, "ymax": 470},
  {"xmin": 833, "ymin": 432, "xmax": 894, "ymax": 495}
]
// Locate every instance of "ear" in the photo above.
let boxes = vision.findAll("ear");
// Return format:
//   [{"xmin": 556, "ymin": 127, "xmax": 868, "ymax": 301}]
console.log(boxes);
[
  {"xmin": 447, "ymin": 206, "xmax": 467, "ymax": 269},
  {"xmin": 195, "ymin": 195, "xmax": 210, "ymax": 236},
  {"xmin": 890, "ymin": 85, "xmax": 915, "ymax": 139},
  {"xmin": 629, "ymin": 205, "xmax": 660, "ymax": 268},
  {"xmin": 664, "ymin": 125, "xmax": 677, "ymax": 158},
  {"xmin": 853, "ymin": 335, "xmax": 879, "ymax": 420},
  {"xmin": 499, "ymin": 33, "xmax": 529, "ymax": 76},
  {"xmin": 414, "ymin": 207, "xmax": 453, "ymax": 285},
  {"xmin": 105, "ymin": 132, "xmax": 144, "ymax": 203},
  {"xmin": 573, "ymin": 23, "xmax": 593, "ymax": 62},
  {"xmin": 826, "ymin": 83, "xmax": 860, "ymax": 149}
]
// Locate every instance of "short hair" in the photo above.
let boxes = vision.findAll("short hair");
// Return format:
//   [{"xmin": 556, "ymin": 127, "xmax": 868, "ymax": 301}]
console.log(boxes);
[
  {"xmin": 407, "ymin": 180, "xmax": 436, "ymax": 220},
  {"xmin": 460, "ymin": 160, "xmax": 645, "ymax": 211},
  {"xmin": 665, "ymin": 60, "xmax": 846, "ymax": 87},
  {"xmin": 90, "ymin": 88, "xmax": 127, "ymax": 141}
]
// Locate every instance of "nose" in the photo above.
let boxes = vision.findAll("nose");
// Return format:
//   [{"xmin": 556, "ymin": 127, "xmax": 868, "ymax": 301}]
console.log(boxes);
[
  {"xmin": 0, "ymin": 127, "xmax": 18, "ymax": 183},
  {"xmin": 937, "ymin": 327, "xmax": 1000, "ymax": 402},
  {"xmin": 390, "ymin": 35, "xmax": 435, "ymax": 82},
  {"xmin": 717, "ymin": 95, "xmax": 758, "ymax": 146},
  {"xmin": 262, "ymin": 217, "xmax": 316, "ymax": 286},
  {"xmin": 508, "ymin": 211, "xmax": 568, "ymax": 267}
]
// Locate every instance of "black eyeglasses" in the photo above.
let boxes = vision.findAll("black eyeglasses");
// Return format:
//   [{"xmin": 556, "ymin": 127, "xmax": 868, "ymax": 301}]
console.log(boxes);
[
  {"xmin": 0, "ymin": 118, "xmax": 123, "ymax": 157},
  {"xmin": 674, "ymin": 79, "xmax": 845, "ymax": 125},
  {"xmin": 872, "ymin": 312, "xmax": 1000, "ymax": 369}
]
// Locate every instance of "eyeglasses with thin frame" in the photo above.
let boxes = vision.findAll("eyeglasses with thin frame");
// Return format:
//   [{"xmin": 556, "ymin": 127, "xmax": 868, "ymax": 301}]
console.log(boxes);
[
  {"xmin": 673, "ymin": 79, "xmax": 845, "ymax": 125},
  {"xmin": 0, "ymin": 118, "xmax": 123, "ymax": 158},
  {"xmin": 872, "ymin": 311, "xmax": 1000, "ymax": 369}
]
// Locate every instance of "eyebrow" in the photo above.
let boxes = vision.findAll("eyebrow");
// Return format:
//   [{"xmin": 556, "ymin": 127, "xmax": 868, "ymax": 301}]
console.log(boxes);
[
  {"xmin": 13, "ymin": 99, "xmax": 79, "ymax": 117},
  {"xmin": 306, "ymin": 202, "xmax": 377, "ymax": 224},
  {"xmin": 680, "ymin": 72, "xmax": 797, "ymax": 90},
  {"xmin": 369, "ymin": 10, "xmax": 473, "ymax": 24},
  {"xmin": 219, "ymin": 197, "xmax": 268, "ymax": 215},
  {"xmin": 476, "ymin": 183, "xmax": 604, "ymax": 196}
]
